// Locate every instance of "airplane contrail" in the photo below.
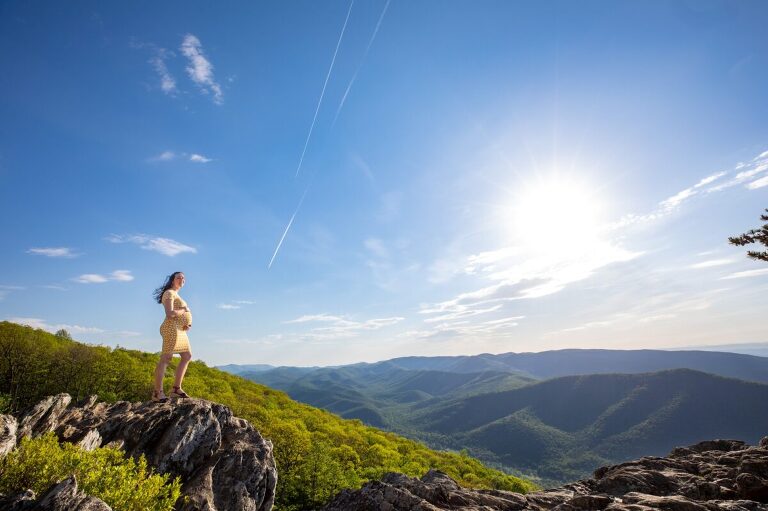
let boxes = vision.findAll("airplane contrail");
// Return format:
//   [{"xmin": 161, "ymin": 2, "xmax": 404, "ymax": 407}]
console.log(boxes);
[
  {"xmin": 295, "ymin": 0, "xmax": 355, "ymax": 178},
  {"xmin": 268, "ymin": 183, "xmax": 312, "ymax": 269},
  {"xmin": 333, "ymin": 0, "xmax": 390, "ymax": 126}
]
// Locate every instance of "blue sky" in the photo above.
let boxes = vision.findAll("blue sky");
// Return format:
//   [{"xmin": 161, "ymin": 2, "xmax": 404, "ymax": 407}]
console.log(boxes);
[{"xmin": 1, "ymin": 1, "xmax": 766, "ymax": 366}]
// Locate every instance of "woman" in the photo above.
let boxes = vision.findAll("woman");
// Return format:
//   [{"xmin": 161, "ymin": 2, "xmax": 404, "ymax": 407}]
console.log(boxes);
[{"xmin": 152, "ymin": 271, "xmax": 193, "ymax": 402}]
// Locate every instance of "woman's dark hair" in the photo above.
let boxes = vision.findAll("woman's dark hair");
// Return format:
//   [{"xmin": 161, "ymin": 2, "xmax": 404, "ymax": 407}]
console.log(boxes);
[{"xmin": 153, "ymin": 272, "xmax": 183, "ymax": 304}]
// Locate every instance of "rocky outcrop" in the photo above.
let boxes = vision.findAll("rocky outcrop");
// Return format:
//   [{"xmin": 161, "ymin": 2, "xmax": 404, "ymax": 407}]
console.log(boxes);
[
  {"xmin": 1, "ymin": 394, "xmax": 277, "ymax": 511},
  {"xmin": 0, "ymin": 475, "xmax": 111, "ymax": 510},
  {"xmin": 322, "ymin": 437, "xmax": 768, "ymax": 511}
]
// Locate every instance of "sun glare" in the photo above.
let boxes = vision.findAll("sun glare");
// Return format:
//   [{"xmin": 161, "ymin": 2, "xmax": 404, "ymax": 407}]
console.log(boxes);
[{"xmin": 508, "ymin": 176, "xmax": 605, "ymax": 253}]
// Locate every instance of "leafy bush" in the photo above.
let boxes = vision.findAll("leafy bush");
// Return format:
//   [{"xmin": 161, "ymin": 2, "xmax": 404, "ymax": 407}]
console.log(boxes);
[{"xmin": 0, "ymin": 433, "xmax": 181, "ymax": 511}]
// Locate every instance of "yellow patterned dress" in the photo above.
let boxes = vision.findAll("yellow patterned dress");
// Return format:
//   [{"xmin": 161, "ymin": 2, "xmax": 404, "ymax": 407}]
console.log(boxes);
[{"xmin": 159, "ymin": 289, "xmax": 192, "ymax": 354}]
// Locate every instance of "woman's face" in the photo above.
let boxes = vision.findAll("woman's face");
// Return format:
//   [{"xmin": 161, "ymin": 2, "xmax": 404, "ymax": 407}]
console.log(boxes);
[{"xmin": 173, "ymin": 273, "xmax": 186, "ymax": 289}]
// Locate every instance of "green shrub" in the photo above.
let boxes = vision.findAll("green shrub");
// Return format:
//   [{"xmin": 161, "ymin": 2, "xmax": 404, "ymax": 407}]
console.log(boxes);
[{"xmin": 0, "ymin": 433, "xmax": 181, "ymax": 511}]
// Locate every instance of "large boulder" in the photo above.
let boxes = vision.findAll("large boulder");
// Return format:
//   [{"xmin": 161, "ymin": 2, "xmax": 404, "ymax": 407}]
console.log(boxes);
[
  {"xmin": 12, "ymin": 394, "xmax": 277, "ymax": 511},
  {"xmin": 0, "ymin": 475, "xmax": 111, "ymax": 511},
  {"xmin": 322, "ymin": 437, "xmax": 768, "ymax": 511}
]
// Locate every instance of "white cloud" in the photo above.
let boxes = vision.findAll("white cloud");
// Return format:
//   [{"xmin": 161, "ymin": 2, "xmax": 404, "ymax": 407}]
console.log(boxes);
[
  {"xmin": 721, "ymin": 268, "xmax": 768, "ymax": 279},
  {"xmin": 106, "ymin": 234, "xmax": 197, "ymax": 257},
  {"xmin": 659, "ymin": 187, "xmax": 696, "ymax": 212},
  {"xmin": 189, "ymin": 153, "xmax": 212, "ymax": 163},
  {"xmin": 694, "ymin": 171, "xmax": 726, "ymax": 188},
  {"xmin": 747, "ymin": 175, "xmax": 768, "ymax": 189},
  {"xmin": 284, "ymin": 313, "xmax": 405, "ymax": 341},
  {"xmin": 73, "ymin": 270, "xmax": 133, "ymax": 284},
  {"xmin": 149, "ymin": 151, "xmax": 213, "ymax": 164},
  {"xmin": 150, "ymin": 151, "xmax": 177, "ymax": 162},
  {"xmin": 27, "ymin": 247, "xmax": 78, "ymax": 258},
  {"xmin": 74, "ymin": 274, "xmax": 109, "ymax": 284},
  {"xmin": 110, "ymin": 270, "xmax": 134, "ymax": 282},
  {"xmin": 5, "ymin": 317, "xmax": 105, "ymax": 335},
  {"xmin": 613, "ymin": 149, "xmax": 768, "ymax": 229},
  {"xmin": 180, "ymin": 34, "xmax": 223, "ymax": 104},
  {"xmin": 218, "ymin": 304, "xmax": 241, "ymax": 310},
  {"xmin": 690, "ymin": 259, "xmax": 735, "ymax": 269},
  {"xmin": 150, "ymin": 49, "xmax": 177, "ymax": 94}
]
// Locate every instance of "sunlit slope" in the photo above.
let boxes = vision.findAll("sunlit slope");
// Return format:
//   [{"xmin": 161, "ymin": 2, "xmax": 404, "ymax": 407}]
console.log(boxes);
[{"xmin": 0, "ymin": 321, "xmax": 535, "ymax": 510}]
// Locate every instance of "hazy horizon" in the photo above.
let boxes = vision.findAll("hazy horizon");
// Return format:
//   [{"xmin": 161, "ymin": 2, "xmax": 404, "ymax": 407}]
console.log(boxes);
[{"xmin": 1, "ymin": 1, "xmax": 767, "ymax": 366}]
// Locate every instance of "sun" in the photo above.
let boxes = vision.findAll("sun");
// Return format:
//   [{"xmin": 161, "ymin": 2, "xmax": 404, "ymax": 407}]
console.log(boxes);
[{"xmin": 508, "ymin": 176, "xmax": 605, "ymax": 253}]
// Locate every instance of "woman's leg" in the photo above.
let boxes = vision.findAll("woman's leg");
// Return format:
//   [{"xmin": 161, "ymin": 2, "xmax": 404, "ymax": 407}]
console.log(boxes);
[
  {"xmin": 154, "ymin": 353, "xmax": 173, "ymax": 393},
  {"xmin": 173, "ymin": 351, "xmax": 192, "ymax": 389}
]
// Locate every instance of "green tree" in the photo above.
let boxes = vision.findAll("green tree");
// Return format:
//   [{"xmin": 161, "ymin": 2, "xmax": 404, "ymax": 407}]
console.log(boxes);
[
  {"xmin": 729, "ymin": 208, "xmax": 768, "ymax": 263},
  {"xmin": 55, "ymin": 329, "xmax": 72, "ymax": 340},
  {"xmin": 0, "ymin": 433, "xmax": 181, "ymax": 511}
]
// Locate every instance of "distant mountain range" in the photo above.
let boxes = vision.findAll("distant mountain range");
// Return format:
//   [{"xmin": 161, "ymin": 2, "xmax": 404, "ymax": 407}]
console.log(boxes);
[{"xmin": 219, "ymin": 348, "xmax": 768, "ymax": 485}]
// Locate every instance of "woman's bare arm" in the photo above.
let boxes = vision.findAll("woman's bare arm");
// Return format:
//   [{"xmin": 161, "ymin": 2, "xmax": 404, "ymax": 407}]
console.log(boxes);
[{"xmin": 163, "ymin": 293, "xmax": 188, "ymax": 319}]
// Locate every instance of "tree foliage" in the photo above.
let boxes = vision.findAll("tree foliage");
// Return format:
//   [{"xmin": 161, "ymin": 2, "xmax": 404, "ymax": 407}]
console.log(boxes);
[
  {"xmin": 0, "ymin": 321, "xmax": 537, "ymax": 510},
  {"xmin": 729, "ymin": 208, "xmax": 768, "ymax": 263},
  {"xmin": 0, "ymin": 433, "xmax": 181, "ymax": 511}
]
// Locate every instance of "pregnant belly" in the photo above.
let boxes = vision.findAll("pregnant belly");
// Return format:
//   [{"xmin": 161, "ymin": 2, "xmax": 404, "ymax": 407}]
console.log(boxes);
[{"xmin": 176, "ymin": 311, "xmax": 193, "ymax": 328}]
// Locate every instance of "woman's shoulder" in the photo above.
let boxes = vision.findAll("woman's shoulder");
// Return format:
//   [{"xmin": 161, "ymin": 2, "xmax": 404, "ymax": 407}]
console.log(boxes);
[{"xmin": 162, "ymin": 289, "xmax": 177, "ymax": 300}]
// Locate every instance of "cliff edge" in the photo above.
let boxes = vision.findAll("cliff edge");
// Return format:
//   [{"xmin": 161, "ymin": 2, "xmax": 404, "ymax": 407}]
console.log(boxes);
[{"xmin": 0, "ymin": 394, "xmax": 277, "ymax": 511}]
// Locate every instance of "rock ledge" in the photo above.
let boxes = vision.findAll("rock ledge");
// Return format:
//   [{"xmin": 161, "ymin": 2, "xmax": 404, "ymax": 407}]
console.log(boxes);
[
  {"xmin": 1, "ymin": 394, "xmax": 277, "ymax": 511},
  {"xmin": 323, "ymin": 437, "xmax": 768, "ymax": 511}
]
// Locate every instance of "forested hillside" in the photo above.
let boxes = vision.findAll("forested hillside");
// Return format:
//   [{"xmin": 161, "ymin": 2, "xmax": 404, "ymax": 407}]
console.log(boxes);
[
  {"xmin": 244, "ymin": 363, "xmax": 535, "ymax": 428},
  {"xmin": 234, "ymin": 353, "xmax": 768, "ymax": 486},
  {"xmin": 0, "ymin": 322, "xmax": 535, "ymax": 510},
  {"xmin": 408, "ymin": 369, "xmax": 768, "ymax": 483}
]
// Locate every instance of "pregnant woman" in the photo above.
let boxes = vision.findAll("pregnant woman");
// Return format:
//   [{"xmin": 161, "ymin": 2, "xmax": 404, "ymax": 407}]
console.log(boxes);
[{"xmin": 152, "ymin": 271, "xmax": 193, "ymax": 402}]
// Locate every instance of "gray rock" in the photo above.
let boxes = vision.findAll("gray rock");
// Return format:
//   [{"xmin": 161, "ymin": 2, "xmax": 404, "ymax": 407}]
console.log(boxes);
[
  {"xmin": 15, "ymin": 394, "xmax": 277, "ymax": 511},
  {"xmin": 0, "ymin": 413, "xmax": 17, "ymax": 456},
  {"xmin": 36, "ymin": 476, "xmax": 112, "ymax": 510},
  {"xmin": 322, "ymin": 436, "xmax": 768, "ymax": 511},
  {"xmin": 0, "ymin": 488, "xmax": 36, "ymax": 510}
]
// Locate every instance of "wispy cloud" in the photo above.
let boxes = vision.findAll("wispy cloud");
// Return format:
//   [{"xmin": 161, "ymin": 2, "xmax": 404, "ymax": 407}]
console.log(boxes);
[
  {"xmin": 27, "ymin": 247, "xmax": 79, "ymax": 258},
  {"xmin": 721, "ymin": 268, "xmax": 768, "ymax": 279},
  {"xmin": 284, "ymin": 313, "xmax": 404, "ymax": 341},
  {"xmin": 746, "ymin": 175, "xmax": 768, "ymax": 189},
  {"xmin": 189, "ymin": 153, "xmax": 213, "ymax": 163},
  {"xmin": 106, "ymin": 234, "xmax": 197, "ymax": 257},
  {"xmin": 73, "ymin": 270, "xmax": 133, "ymax": 284},
  {"xmin": 150, "ymin": 48, "xmax": 177, "ymax": 95},
  {"xmin": 6, "ymin": 317, "xmax": 105, "ymax": 335},
  {"xmin": 149, "ymin": 150, "xmax": 178, "ymax": 162},
  {"xmin": 180, "ymin": 34, "xmax": 223, "ymax": 104},
  {"xmin": 690, "ymin": 259, "xmax": 735, "ymax": 269},
  {"xmin": 149, "ymin": 151, "xmax": 213, "ymax": 164},
  {"xmin": 217, "ymin": 304, "xmax": 241, "ymax": 310},
  {"xmin": 613, "ymin": 150, "xmax": 768, "ymax": 229}
]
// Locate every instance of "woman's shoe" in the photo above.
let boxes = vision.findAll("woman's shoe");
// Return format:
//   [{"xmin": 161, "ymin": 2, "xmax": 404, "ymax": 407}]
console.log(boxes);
[
  {"xmin": 152, "ymin": 389, "xmax": 168, "ymax": 402},
  {"xmin": 170, "ymin": 386, "xmax": 190, "ymax": 398}
]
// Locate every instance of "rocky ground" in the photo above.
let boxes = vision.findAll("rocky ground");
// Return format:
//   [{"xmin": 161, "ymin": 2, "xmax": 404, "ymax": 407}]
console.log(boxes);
[
  {"xmin": 0, "ymin": 393, "xmax": 277, "ymax": 511},
  {"xmin": 322, "ymin": 438, "xmax": 768, "ymax": 511}
]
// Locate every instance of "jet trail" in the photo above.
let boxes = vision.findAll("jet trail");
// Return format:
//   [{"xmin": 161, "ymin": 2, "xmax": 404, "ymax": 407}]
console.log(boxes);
[
  {"xmin": 294, "ymin": 0, "xmax": 355, "ymax": 178},
  {"xmin": 268, "ymin": 183, "xmax": 312, "ymax": 269},
  {"xmin": 333, "ymin": 0, "xmax": 390, "ymax": 126}
]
